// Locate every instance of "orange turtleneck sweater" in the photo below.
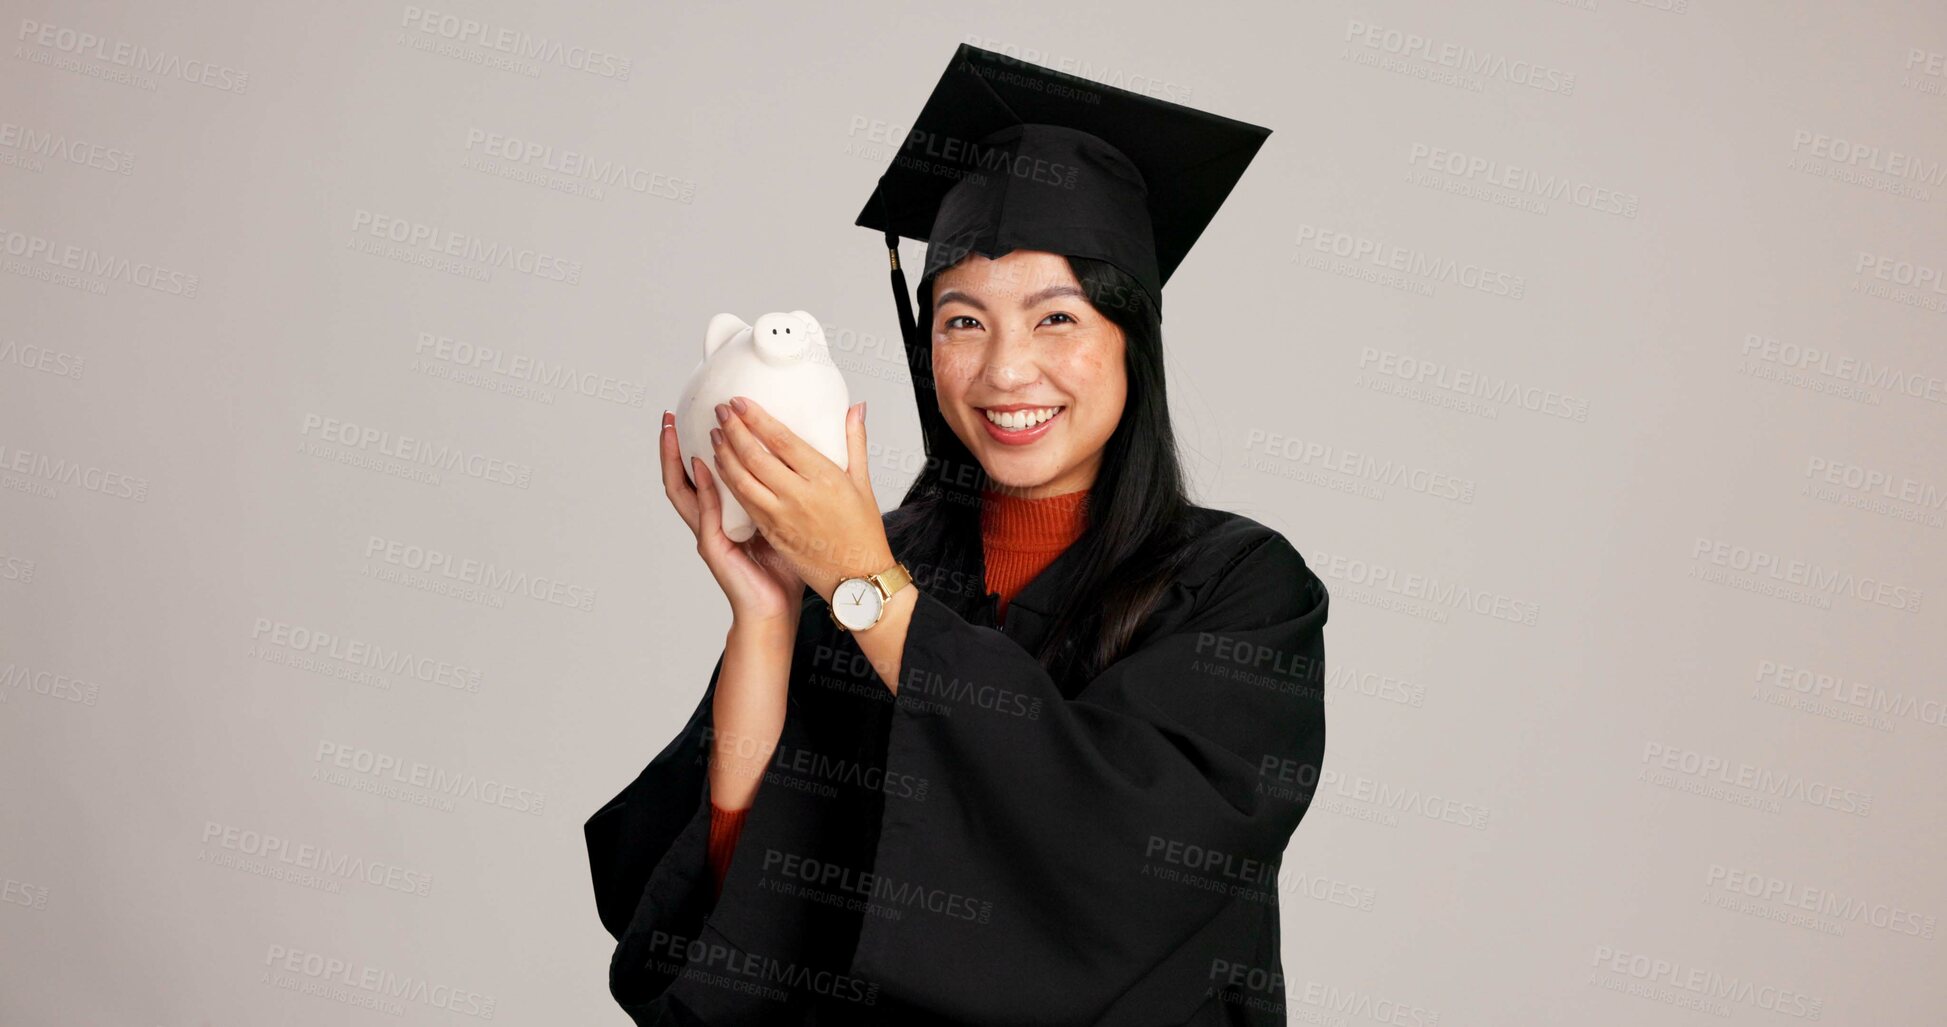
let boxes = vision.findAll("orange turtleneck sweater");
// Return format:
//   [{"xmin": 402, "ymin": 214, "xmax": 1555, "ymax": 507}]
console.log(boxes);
[
  {"xmin": 978, "ymin": 486, "xmax": 1092, "ymax": 623},
  {"xmin": 705, "ymin": 488, "xmax": 1091, "ymax": 894}
]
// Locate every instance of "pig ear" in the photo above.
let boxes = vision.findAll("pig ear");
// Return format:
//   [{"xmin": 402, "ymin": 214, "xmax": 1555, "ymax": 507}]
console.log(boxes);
[
  {"xmin": 789, "ymin": 310, "xmax": 824, "ymax": 341},
  {"xmin": 705, "ymin": 313, "xmax": 750, "ymax": 357}
]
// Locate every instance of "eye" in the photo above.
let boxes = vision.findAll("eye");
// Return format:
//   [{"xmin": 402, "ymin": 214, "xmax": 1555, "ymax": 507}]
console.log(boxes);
[
  {"xmin": 1040, "ymin": 312, "xmax": 1076, "ymax": 326},
  {"xmin": 943, "ymin": 315, "xmax": 982, "ymax": 331}
]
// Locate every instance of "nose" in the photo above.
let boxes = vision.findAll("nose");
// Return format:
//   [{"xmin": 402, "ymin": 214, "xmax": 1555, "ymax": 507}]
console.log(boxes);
[{"xmin": 980, "ymin": 322, "xmax": 1040, "ymax": 390}]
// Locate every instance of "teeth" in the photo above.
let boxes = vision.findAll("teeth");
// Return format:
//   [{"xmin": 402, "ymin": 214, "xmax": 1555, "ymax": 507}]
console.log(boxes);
[{"xmin": 983, "ymin": 406, "xmax": 1062, "ymax": 430}]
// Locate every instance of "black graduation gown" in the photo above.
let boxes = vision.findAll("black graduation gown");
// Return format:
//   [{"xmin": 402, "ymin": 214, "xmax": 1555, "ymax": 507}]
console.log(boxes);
[{"xmin": 584, "ymin": 503, "xmax": 1329, "ymax": 1026}]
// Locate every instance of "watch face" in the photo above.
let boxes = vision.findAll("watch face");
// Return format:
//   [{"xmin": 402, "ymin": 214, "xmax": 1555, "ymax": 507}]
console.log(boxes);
[{"xmin": 833, "ymin": 577, "xmax": 884, "ymax": 630}]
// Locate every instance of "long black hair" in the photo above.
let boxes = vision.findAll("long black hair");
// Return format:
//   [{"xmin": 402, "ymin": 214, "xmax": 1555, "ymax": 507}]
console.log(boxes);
[{"xmin": 886, "ymin": 254, "xmax": 1200, "ymax": 685}]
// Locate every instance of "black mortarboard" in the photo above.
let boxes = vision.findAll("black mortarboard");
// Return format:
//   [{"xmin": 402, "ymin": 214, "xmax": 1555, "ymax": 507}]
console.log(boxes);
[{"xmin": 855, "ymin": 43, "xmax": 1272, "ymax": 355}]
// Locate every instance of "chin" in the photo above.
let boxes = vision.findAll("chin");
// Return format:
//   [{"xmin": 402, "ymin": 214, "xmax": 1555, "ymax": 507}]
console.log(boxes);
[{"xmin": 978, "ymin": 456, "xmax": 1062, "ymax": 491}]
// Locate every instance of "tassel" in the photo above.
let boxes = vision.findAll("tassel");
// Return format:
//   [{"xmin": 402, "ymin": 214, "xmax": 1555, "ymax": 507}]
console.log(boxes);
[
  {"xmin": 879, "ymin": 178, "xmax": 932, "ymax": 458},
  {"xmin": 885, "ymin": 227, "xmax": 917, "ymax": 356}
]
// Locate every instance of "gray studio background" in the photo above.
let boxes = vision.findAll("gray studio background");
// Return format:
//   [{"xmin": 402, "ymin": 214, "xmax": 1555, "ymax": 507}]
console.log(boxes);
[{"xmin": 4, "ymin": 0, "xmax": 1944, "ymax": 1023}]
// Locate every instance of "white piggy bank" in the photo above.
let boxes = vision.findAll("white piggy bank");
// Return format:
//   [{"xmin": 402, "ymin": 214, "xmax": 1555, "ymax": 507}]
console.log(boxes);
[{"xmin": 674, "ymin": 310, "xmax": 850, "ymax": 542}]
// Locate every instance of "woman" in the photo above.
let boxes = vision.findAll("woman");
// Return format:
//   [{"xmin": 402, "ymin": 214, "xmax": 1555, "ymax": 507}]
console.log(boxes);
[{"xmin": 586, "ymin": 45, "xmax": 1328, "ymax": 1026}]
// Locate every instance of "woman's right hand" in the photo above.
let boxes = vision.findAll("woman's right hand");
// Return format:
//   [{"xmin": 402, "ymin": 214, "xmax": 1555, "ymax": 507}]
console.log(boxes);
[{"xmin": 659, "ymin": 410, "xmax": 805, "ymax": 628}]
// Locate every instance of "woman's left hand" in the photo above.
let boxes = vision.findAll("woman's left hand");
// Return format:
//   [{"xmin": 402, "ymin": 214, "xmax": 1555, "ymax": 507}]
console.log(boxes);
[{"xmin": 710, "ymin": 396, "xmax": 893, "ymax": 600}]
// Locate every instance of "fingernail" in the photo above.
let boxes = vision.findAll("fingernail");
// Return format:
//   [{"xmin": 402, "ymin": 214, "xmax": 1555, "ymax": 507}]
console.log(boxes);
[
  {"xmin": 859, "ymin": 399, "xmax": 867, "ymax": 419},
  {"xmin": 729, "ymin": 396, "xmax": 748, "ymax": 414},
  {"xmin": 715, "ymin": 403, "xmax": 730, "ymax": 424},
  {"xmin": 711, "ymin": 427, "xmax": 724, "ymax": 446}
]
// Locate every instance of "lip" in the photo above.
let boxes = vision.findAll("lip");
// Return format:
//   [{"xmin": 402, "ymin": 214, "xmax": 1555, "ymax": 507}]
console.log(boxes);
[{"xmin": 978, "ymin": 404, "xmax": 1065, "ymax": 446}]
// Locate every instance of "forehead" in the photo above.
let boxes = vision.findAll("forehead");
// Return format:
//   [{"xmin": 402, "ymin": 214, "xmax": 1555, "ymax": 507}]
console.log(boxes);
[{"xmin": 933, "ymin": 249, "xmax": 1079, "ymax": 300}]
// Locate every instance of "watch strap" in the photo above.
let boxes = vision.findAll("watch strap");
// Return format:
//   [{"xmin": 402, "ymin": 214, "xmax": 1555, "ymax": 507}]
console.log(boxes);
[{"xmin": 867, "ymin": 560, "xmax": 912, "ymax": 601}]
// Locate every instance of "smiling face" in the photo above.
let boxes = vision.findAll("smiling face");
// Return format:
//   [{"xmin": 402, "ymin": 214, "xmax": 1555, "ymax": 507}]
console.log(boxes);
[{"xmin": 929, "ymin": 250, "xmax": 1128, "ymax": 499}]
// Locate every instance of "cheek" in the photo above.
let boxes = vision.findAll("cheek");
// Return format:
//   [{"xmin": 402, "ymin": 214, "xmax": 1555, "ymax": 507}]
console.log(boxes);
[
  {"xmin": 1062, "ymin": 350, "xmax": 1121, "ymax": 407},
  {"xmin": 932, "ymin": 346, "xmax": 981, "ymax": 399},
  {"xmin": 1068, "ymin": 350, "xmax": 1125, "ymax": 440}
]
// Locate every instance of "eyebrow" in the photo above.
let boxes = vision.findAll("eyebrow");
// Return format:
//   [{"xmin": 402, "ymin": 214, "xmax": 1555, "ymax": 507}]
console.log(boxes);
[{"xmin": 937, "ymin": 284, "xmax": 1088, "ymax": 312}]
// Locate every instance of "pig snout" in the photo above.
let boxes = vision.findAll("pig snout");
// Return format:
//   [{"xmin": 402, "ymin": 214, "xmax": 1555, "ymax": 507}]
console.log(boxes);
[{"xmin": 752, "ymin": 312, "xmax": 812, "ymax": 364}]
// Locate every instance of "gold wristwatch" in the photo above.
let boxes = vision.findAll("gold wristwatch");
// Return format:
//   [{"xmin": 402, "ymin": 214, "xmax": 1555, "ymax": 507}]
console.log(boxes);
[{"xmin": 827, "ymin": 560, "xmax": 913, "ymax": 632}]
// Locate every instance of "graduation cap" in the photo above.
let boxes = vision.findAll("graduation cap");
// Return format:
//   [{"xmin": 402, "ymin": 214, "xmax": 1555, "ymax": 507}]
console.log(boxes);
[{"xmin": 855, "ymin": 43, "xmax": 1273, "ymax": 357}]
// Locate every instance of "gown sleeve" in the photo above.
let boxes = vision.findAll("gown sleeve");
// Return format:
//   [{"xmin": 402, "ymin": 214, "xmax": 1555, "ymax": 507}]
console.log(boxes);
[
  {"xmin": 582, "ymin": 647, "xmax": 728, "ymax": 1014},
  {"xmin": 848, "ymin": 530, "xmax": 1329, "ymax": 1023}
]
